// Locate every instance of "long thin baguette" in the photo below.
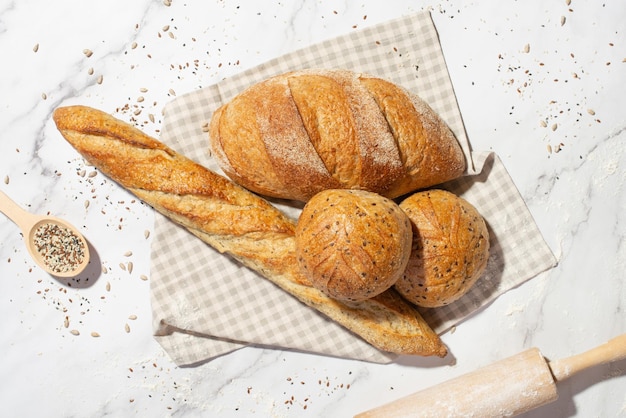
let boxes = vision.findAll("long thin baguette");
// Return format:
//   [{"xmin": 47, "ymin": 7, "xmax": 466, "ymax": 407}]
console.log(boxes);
[{"xmin": 53, "ymin": 105, "xmax": 447, "ymax": 357}]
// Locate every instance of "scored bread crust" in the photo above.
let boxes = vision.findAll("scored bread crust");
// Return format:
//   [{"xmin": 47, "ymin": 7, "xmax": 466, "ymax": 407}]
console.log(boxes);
[
  {"xmin": 53, "ymin": 105, "xmax": 447, "ymax": 357},
  {"xmin": 396, "ymin": 190, "xmax": 490, "ymax": 308},
  {"xmin": 209, "ymin": 69, "xmax": 466, "ymax": 202},
  {"xmin": 295, "ymin": 189, "xmax": 412, "ymax": 302}
]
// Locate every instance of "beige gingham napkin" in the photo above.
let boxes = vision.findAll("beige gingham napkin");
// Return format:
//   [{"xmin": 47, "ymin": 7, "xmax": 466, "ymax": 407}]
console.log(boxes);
[{"xmin": 150, "ymin": 11, "xmax": 557, "ymax": 366}]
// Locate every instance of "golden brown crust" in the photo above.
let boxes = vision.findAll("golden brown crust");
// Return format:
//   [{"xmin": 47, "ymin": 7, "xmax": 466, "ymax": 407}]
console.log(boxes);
[
  {"xmin": 396, "ymin": 190, "xmax": 490, "ymax": 308},
  {"xmin": 295, "ymin": 189, "xmax": 412, "ymax": 302},
  {"xmin": 359, "ymin": 76, "xmax": 466, "ymax": 197},
  {"xmin": 54, "ymin": 105, "xmax": 447, "ymax": 357},
  {"xmin": 208, "ymin": 69, "xmax": 465, "ymax": 202}
]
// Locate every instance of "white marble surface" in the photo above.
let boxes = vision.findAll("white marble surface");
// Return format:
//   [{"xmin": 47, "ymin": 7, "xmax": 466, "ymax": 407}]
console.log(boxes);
[{"xmin": 0, "ymin": 0, "xmax": 624, "ymax": 417}]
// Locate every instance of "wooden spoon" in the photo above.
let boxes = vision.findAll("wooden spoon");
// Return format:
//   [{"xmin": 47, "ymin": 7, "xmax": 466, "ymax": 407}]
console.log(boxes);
[{"xmin": 0, "ymin": 190, "xmax": 90, "ymax": 277}]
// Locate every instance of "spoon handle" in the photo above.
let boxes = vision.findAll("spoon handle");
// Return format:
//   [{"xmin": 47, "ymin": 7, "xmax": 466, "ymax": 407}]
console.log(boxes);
[{"xmin": 0, "ymin": 189, "xmax": 39, "ymax": 232}]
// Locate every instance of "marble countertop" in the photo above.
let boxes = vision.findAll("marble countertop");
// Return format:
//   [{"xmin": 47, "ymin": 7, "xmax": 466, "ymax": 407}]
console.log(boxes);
[{"xmin": 0, "ymin": 1, "xmax": 624, "ymax": 417}]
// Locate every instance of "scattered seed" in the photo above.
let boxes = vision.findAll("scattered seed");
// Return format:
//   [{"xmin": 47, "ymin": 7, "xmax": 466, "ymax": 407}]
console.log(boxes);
[
  {"xmin": 83, "ymin": 49, "xmax": 93, "ymax": 58},
  {"xmin": 523, "ymin": 44, "xmax": 530, "ymax": 53},
  {"xmin": 101, "ymin": 264, "xmax": 108, "ymax": 274},
  {"xmin": 3, "ymin": 175, "xmax": 8, "ymax": 185},
  {"xmin": 168, "ymin": 88, "xmax": 176, "ymax": 96},
  {"xmin": 539, "ymin": 120, "xmax": 547, "ymax": 128},
  {"xmin": 551, "ymin": 123, "xmax": 558, "ymax": 131},
  {"xmin": 144, "ymin": 230, "xmax": 151, "ymax": 239},
  {"xmin": 88, "ymin": 171, "xmax": 97, "ymax": 178},
  {"xmin": 125, "ymin": 323, "xmax": 131, "ymax": 333},
  {"xmin": 91, "ymin": 332, "xmax": 100, "ymax": 338},
  {"xmin": 70, "ymin": 329, "xmax": 80, "ymax": 336},
  {"xmin": 87, "ymin": 67, "xmax": 94, "ymax": 75},
  {"xmin": 560, "ymin": 16, "xmax": 566, "ymax": 26},
  {"xmin": 137, "ymin": 96, "xmax": 144, "ymax": 103},
  {"xmin": 64, "ymin": 317, "xmax": 70, "ymax": 328},
  {"xmin": 128, "ymin": 314, "xmax": 137, "ymax": 320},
  {"xmin": 119, "ymin": 262, "xmax": 127, "ymax": 271},
  {"xmin": 124, "ymin": 251, "xmax": 133, "ymax": 257},
  {"xmin": 106, "ymin": 282, "xmax": 111, "ymax": 292},
  {"xmin": 140, "ymin": 274, "xmax": 148, "ymax": 281},
  {"xmin": 97, "ymin": 75, "xmax": 103, "ymax": 84},
  {"xmin": 163, "ymin": 0, "xmax": 172, "ymax": 6},
  {"xmin": 42, "ymin": 93, "xmax": 47, "ymax": 100},
  {"xmin": 148, "ymin": 114, "xmax": 155, "ymax": 123},
  {"xmin": 565, "ymin": 0, "xmax": 571, "ymax": 5},
  {"xmin": 162, "ymin": 25, "xmax": 170, "ymax": 31},
  {"xmin": 33, "ymin": 43, "xmax": 39, "ymax": 53},
  {"xmin": 587, "ymin": 108, "xmax": 596, "ymax": 115},
  {"xmin": 127, "ymin": 262, "xmax": 134, "ymax": 274},
  {"xmin": 547, "ymin": 144, "xmax": 553, "ymax": 154},
  {"xmin": 84, "ymin": 200, "xmax": 90, "ymax": 209}
]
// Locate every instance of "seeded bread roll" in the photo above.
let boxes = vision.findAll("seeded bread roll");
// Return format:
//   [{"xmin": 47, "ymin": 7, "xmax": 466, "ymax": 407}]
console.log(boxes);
[
  {"xmin": 53, "ymin": 105, "xmax": 448, "ymax": 357},
  {"xmin": 295, "ymin": 189, "xmax": 412, "ymax": 302},
  {"xmin": 396, "ymin": 190, "xmax": 490, "ymax": 308},
  {"xmin": 209, "ymin": 69, "xmax": 466, "ymax": 202}
]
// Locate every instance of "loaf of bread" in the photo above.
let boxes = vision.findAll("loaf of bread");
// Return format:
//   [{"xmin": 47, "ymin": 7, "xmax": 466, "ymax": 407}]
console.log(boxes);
[
  {"xmin": 395, "ymin": 190, "xmax": 490, "ymax": 308},
  {"xmin": 53, "ymin": 105, "xmax": 447, "ymax": 357},
  {"xmin": 209, "ymin": 69, "xmax": 466, "ymax": 202},
  {"xmin": 295, "ymin": 189, "xmax": 412, "ymax": 302}
]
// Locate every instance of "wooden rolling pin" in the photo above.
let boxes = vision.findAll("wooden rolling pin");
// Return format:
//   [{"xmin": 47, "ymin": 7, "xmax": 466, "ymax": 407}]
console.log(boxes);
[{"xmin": 356, "ymin": 333, "xmax": 626, "ymax": 417}]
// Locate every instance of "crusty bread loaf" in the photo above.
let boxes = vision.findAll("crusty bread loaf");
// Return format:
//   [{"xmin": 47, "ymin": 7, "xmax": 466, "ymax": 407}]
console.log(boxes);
[
  {"xmin": 53, "ymin": 105, "xmax": 447, "ymax": 357},
  {"xmin": 395, "ymin": 190, "xmax": 490, "ymax": 308},
  {"xmin": 295, "ymin": 189, "xmax": 412, "ymax": 302},
  {"xmin": 209, "ymin": 69, "xmax": 466, "ymax": 202}
]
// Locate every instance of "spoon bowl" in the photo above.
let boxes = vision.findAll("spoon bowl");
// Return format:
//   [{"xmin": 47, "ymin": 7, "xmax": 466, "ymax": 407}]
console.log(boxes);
[{"xmin": 0, "ymin": 190, "xmax": 90, "ymax": 277}]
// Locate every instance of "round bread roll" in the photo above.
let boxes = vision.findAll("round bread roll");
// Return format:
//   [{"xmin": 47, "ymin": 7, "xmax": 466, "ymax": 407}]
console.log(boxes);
[
  {"xmin": 295, "ymin": 189, "xmax": 412, "ymax": 302},
  {"xmin": 395, "ymin": 189, "xmax": 490, "ymax": 308}
]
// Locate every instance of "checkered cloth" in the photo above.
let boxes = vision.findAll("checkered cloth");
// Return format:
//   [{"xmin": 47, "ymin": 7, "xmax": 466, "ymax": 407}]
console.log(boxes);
[{"xmin": 150, "ymin": 11, "xmax": 557, "ymax": 366}]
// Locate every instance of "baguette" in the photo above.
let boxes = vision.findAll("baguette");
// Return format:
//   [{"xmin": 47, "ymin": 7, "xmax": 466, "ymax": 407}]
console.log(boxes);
[
  {"xmin": 53, "ymin": 105, "xmax": 447, "ymax": 357},
  {"xmin": 209, "ymin": 69, "xmax": 466, "ymax": 202}
]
